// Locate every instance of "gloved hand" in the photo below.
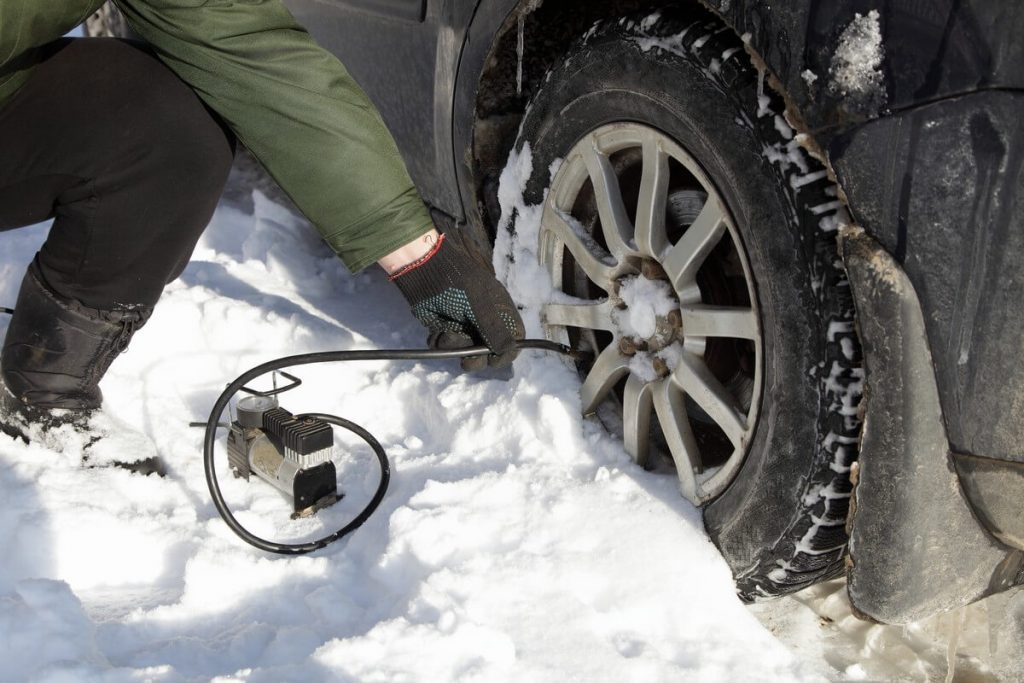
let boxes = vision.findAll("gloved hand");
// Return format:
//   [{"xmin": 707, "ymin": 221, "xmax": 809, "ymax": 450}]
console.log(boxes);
[{"xmin": 390, "ymin": 234, "xmax": 524, "ymax": 370}]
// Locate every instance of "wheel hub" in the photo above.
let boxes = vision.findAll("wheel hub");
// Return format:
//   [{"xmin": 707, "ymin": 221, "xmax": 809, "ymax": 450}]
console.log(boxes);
[{"xmin": 613, "ymin": 261, "xmax": 684, "ymax": 378}]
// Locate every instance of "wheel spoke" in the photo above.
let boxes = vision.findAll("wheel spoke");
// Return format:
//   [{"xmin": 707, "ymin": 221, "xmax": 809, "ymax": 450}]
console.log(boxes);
[
  {"xmin": 579, "ymin": 344, "xmax": 630, "ymax": 415},
  {"xmin": 543, "ymin": 300, "xmax": 616, "ymax": 332},
  {"xmin": 622, "ymin": 374, "xmax": 653, "ymax": 467},
  {"xmin": 542, "ymin": 206, "xmax": 617, "ymax": 288},
  {"xmin": 662, "ymin": 198, "xmax": 726, "ymax": 292},
  {"xmin": 582, "ymin": 141, "xmax": 637, "ymax": 261},
  {"xmin": 674, "ymin": 351, "xmax": 747, "ymax": 447},
  {"xmin": 680, "ymin": 305, "xmax": 758, "ymax": 340},
  {"xmin": 651, "ymin": 378, "xmax": 701, "ymax": 503},
  {"xmin": 635, "ymin": 136, "xmax": 670, "ymax": 259}
]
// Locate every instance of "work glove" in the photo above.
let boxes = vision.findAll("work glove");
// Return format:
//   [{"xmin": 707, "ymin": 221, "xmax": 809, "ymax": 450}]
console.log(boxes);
[{"xmin": 391, "ymin": 234, "xmax": 524, "ymax": 371}]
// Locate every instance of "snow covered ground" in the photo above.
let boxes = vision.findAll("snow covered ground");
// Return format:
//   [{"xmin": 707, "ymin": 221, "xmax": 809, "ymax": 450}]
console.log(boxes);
[
  {"xmin": 0, "ymin": 187, "xmax": 1017, "ymax": 681},
  {"xmin": 0, "ymin": 191, "xmax": 824, "ymax": 681}
]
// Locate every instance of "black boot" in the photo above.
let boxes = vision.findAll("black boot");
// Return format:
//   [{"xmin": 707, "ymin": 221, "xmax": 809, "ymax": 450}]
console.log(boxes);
[{"xmin": 0, "ymin": 262, "xmax": 156, "ymax": 471}]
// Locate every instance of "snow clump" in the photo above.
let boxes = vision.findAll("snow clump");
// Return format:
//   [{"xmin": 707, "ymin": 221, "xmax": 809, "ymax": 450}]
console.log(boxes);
[
  {"xmin": 612, "ymin": 276, "xmax": 677, "ymax": 340},
  {"xmin": 829, "ymin": 10, "xmax": 885, "ymax": 107}
]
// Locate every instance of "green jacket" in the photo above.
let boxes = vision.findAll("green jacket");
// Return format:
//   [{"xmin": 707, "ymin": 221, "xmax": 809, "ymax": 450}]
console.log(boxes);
[{"xmin": 0, "ymin": 0, "xmax": 432, "ymax": 272}]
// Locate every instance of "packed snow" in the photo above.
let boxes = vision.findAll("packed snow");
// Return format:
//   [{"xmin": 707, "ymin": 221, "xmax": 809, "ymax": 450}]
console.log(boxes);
[{"xmin": 0, "ymin": 188, "xmax": 833, "ymax": 680}]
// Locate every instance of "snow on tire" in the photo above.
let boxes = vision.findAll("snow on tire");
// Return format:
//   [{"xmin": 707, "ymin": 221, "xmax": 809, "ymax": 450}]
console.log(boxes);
[{"xmin": 499, "ymin": 7, "xmax": 864, "ymax": 599}]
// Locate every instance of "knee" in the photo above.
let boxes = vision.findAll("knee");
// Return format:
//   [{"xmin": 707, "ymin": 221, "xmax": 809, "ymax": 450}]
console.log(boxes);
[
  {"xmin": 136, "ymin": 80, "xmax": 236, "ymax": 205},
  {"xmin": 151, "ymin": 102, "xmax": 236, "ymax": 204}
]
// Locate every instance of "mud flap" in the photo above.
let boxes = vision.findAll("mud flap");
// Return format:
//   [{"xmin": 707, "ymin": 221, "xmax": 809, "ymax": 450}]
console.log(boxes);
[{"xmin": 840, "ymin": 229, "xmax": 1021, "ymax": 624}]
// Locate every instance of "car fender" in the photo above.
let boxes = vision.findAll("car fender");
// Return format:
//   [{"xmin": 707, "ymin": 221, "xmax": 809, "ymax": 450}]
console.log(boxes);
[{"xmin": 841, "ymin": 227, "xmax": 1024, "ymax": 624}]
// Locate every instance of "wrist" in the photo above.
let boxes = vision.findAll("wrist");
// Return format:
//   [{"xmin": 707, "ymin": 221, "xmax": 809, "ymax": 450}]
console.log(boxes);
[
  {"xmin": 378, "ymin": 228, "xmax": 441, "ymax": 275},
  {"xmin": 386, "ymin": 233, "xmax": 448, "ymax": 282}
]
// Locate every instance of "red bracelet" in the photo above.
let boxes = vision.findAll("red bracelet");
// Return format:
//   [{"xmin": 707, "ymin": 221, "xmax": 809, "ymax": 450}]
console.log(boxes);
[{"xmin": 388, "ymin": 233, "xmax": 446, "ymax": 281}]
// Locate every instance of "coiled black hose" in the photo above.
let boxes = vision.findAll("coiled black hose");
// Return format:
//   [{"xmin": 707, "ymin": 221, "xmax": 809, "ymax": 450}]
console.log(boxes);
[{"xmin": 204, "ymin": 339, "xmax": 573, "ymax": 555}]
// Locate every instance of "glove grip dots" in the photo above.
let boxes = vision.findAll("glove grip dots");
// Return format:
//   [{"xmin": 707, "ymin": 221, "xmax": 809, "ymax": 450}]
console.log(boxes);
[{"xmin": 391, "ymin": 233, "xmax": 525, "ymax": 369}]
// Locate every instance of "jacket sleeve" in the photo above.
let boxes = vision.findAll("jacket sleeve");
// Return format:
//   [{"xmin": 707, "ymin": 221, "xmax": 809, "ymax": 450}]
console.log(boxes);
[{"xmin": 114, "ymin": 0, "xmax": 433, "ymax": 272}]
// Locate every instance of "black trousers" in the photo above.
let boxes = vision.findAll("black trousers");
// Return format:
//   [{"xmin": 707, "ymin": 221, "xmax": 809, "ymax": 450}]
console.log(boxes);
[{"xmin": 0, "ymin": 38, "xmax": 235, "ymax": 310}]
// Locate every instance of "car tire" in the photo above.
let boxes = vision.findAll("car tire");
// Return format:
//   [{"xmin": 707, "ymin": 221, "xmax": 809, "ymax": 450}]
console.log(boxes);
[{"xmin": 506, "ymin": 7, "xmax": 863, "ymax": 599}]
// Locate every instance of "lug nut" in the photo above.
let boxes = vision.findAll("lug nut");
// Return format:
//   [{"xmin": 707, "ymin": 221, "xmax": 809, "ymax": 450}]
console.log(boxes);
[
  {"xmin": 641, "ymin": 260, "xmax": 668, "ymax": 281},
  {"xmin": 667, "ymin": 309, "xmax": 682, "ymax": 329},
  {"xmin": 652, "ymin": 356, "xmax": 670, "ymax": 377},
  {"xmin": 619, "ymin": 337, "xmax": 638, "ymax": 356}
]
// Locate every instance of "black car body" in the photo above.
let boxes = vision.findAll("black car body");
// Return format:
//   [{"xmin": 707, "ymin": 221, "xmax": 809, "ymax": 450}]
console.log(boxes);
[{"xmin": 282, "ymin": 0, "xmax": 1024, "ymax": 623}]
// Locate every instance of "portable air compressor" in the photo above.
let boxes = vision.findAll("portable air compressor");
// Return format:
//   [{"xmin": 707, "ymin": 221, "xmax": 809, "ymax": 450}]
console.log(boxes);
[{"xmin": 226, "ymin": 393, "xmax": 341, "ymax": 518}]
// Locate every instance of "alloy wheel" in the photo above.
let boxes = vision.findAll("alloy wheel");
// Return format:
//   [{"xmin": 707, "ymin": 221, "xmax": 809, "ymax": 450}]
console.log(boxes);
[{"xmin": 538, "ymin": 122, "xmax": 763, "ymax": 505}]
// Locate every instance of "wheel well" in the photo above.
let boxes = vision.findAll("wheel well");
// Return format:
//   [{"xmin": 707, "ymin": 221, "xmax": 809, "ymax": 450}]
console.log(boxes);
[
  {"xmin": 471, "ymin": 0, "xmax": 676, "ymax": 228},
  {"xmin": 469, "ymin": 0, "xmax": 828, "ymax": 235}
]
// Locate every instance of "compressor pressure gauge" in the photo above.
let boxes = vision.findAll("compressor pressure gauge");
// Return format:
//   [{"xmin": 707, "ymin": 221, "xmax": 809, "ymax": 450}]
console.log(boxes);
[{"xmin": 236, "ymin": 394, "xmax": 280, "ymax": 428}]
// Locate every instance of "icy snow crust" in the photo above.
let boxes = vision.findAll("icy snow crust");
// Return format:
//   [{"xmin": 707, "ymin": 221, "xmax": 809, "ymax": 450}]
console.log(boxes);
[{"xmin": 0, "ymin": 192, "xmax": 828, "ymax": 680}]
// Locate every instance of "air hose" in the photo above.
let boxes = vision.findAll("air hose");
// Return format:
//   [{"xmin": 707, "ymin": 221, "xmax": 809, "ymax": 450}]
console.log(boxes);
[{"xmin": 204, "ymin": 339, "xmax": 573, "ymax": 555}]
